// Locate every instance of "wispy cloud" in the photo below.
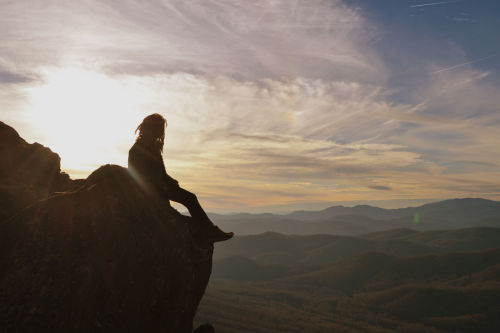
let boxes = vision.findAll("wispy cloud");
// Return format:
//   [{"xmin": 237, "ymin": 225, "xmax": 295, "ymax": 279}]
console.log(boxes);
[
  {"xmin": 0, "ymin": 0, "xmax": 385, "ymax": 83},
  {"xmin": 430, "ymin": 54, "xmax": 497, "ymax": 74},
  {"xmin": 410, "ymin": 1, "xmax": 461, "ymax": 8},
  {"xmin": 0, "ymin": 59, "xmax": 38, "ymax": 85},
  {"xmin": 1, "ymin": 0, "xmax": 500, "ymax": 211}
]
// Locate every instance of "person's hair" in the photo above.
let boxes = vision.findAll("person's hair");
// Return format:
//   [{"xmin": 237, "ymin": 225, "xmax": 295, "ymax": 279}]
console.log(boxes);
[{"xmin": 135, "ymin": 113, "xmax": 167, "ymax": 153}]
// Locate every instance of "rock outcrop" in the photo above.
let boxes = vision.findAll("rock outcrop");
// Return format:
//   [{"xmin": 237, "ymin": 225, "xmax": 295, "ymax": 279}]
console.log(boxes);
[
  {"xmin": 0, "ymin": 122, "xmax": 213, "ymax": 332},
  {"xmin": 0, "ymin": 121, "xmax": 82, "ymax": 220}
]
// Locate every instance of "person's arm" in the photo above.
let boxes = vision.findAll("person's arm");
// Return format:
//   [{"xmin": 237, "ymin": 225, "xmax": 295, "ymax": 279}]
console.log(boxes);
[
  {"xmin": 155, "ymin": 151, "xmax": 179, "ymax": 188},
  {"xmin": 129, "ymin": 143, "xmax": 178, "ymax": 192},
  {"xmin": 160, "ymin": 161, "xmax": 179, "ymax": 187}
]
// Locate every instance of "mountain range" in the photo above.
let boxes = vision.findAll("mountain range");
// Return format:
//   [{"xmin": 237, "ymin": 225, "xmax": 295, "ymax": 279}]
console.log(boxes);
[
  {"xmin": 210, "ymin": 198, "xmax": 500, "ymax": 235},
  {"xmin": 195, "ymin": 226, "xmax": 500, "ymax": 332},
  {"xmin": 212, "ymin": 227, "xmax": 500, "ymax": 280}
]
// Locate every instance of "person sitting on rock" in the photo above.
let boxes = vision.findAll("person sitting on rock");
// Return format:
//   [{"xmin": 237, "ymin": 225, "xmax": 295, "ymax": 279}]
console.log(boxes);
[{"xmin": 128, "ymin": 113, "xmax": 233, "ymax": 243}]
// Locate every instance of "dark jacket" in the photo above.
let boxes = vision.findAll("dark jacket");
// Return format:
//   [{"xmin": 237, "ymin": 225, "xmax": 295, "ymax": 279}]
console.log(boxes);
[{"xmin": 128, "ymin": 139, "xmax": 178, "ymax": 197}]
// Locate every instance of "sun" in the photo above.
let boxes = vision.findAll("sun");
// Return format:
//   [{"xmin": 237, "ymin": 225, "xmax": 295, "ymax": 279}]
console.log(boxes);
[{"xmin": 23, "ymin": 67, "xmax": 151, "ymax": 177}]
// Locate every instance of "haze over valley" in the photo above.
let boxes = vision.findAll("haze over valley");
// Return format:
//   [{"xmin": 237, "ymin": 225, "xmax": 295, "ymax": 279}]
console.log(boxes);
[{"xmin": 196, "ymin": 200, "xmax": 500, "ymax": 332}]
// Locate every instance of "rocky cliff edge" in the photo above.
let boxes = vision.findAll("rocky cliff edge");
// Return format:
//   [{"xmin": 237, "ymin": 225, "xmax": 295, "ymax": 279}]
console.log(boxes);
[{"xmin": 0, "ymin": 121, "xmax": 212, "ymax": 332}]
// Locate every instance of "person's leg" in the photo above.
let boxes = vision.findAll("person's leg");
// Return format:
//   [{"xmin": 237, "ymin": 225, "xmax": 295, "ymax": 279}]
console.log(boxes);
[
  {"xmin": 168, "ymin": 186, "xmax": 233, "ymax": 242},
  {"xmin": 168, "ymin": 187, "xmax": 211, "ymax": 226}
]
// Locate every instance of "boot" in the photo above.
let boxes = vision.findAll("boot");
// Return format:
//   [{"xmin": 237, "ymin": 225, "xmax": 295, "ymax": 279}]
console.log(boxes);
[
  {"xmin": 206, "ymin": 225, "xmax": 233, "ymax": 243},
  {"xmin": 190, "ymin": 220, "xmax": 233, "ymax": 246}
]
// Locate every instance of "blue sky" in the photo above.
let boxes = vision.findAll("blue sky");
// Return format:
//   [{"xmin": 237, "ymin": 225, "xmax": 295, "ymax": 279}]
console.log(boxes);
[
  {"xmin": 354, "ymin": 0, "xmax": 500, "ymax": 87},
  {"xmin": 0, "ymin": 0, "xmax": 499, "ymax": 212}
]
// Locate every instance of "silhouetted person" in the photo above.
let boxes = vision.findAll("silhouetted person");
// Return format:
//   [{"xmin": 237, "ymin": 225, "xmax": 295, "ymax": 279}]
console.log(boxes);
[{"xmin": 128, "ymin": 113, "xmax": 233, "ymax": 243}]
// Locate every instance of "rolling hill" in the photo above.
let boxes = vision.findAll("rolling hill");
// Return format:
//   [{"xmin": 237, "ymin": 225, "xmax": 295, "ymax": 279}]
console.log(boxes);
[
  {"xmin": 212, "ymin": 227, "xmax": 500, "ymax": 267},
  {"xmin": 196, "ymin": 228, "xmax": 500, "ymax": 332}
]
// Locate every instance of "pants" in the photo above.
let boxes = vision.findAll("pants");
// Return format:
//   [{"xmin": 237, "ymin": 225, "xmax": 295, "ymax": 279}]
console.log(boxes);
[{"xmin": 167, "ymin": 186, "xmax": 213, "ymax": 228}]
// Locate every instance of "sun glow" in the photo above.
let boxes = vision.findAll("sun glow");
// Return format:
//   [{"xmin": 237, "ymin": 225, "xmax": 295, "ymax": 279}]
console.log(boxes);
[{"xmin": 23, "ymin": 67, "xmax": 160, "ymax": 177}]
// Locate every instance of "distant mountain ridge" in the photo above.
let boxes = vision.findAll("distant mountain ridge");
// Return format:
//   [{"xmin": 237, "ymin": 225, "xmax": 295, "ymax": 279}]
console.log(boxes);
[
  {"xmin": 210, "ymin": 198, "xmax": 500, "ymax": 235},
  {"xmin": 212, "ymin": 198, "xmax": 500, "ymax": 221}
]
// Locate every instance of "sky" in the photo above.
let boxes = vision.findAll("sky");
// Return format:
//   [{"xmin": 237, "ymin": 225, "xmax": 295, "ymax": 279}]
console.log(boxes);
[{"xmin": 1, "ymin": 0, "xmax": 500, "ymax": 213}]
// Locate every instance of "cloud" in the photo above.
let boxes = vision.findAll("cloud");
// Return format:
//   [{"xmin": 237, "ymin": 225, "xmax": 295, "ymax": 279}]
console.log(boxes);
[
  {"xmin": 430, "ymin": 55, "xmax": 497, "ymax": 74},
  {"xmin": 410, "ymin": 1, "xmax": 461, "ymax": 8},
  {"xmin": 369, "ymin": 185, "xmax": 392, "ymax": 191},
  {"xmin": 1, "ymin": 0, "xmax": 500, "ymax": 211},
  {"xmin": 0, "ymin": 59, "xmax": 38, "ymax": 85},
  {"xmin": 0, "ymin": 68, "xmax": 33, "ymax": 85},
  {"xmin": 0, "ymin": 0, "xmax": 385, "ymax": 83}
]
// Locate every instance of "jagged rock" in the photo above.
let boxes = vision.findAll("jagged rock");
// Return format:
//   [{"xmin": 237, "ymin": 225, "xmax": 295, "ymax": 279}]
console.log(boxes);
[
  {"xmin": 0, "ymin": 123, "xmax": 213, "ymax": 332},
  {"xmin": 0, "ymin": 121, "xmax": 83, "ymax": 220}
]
